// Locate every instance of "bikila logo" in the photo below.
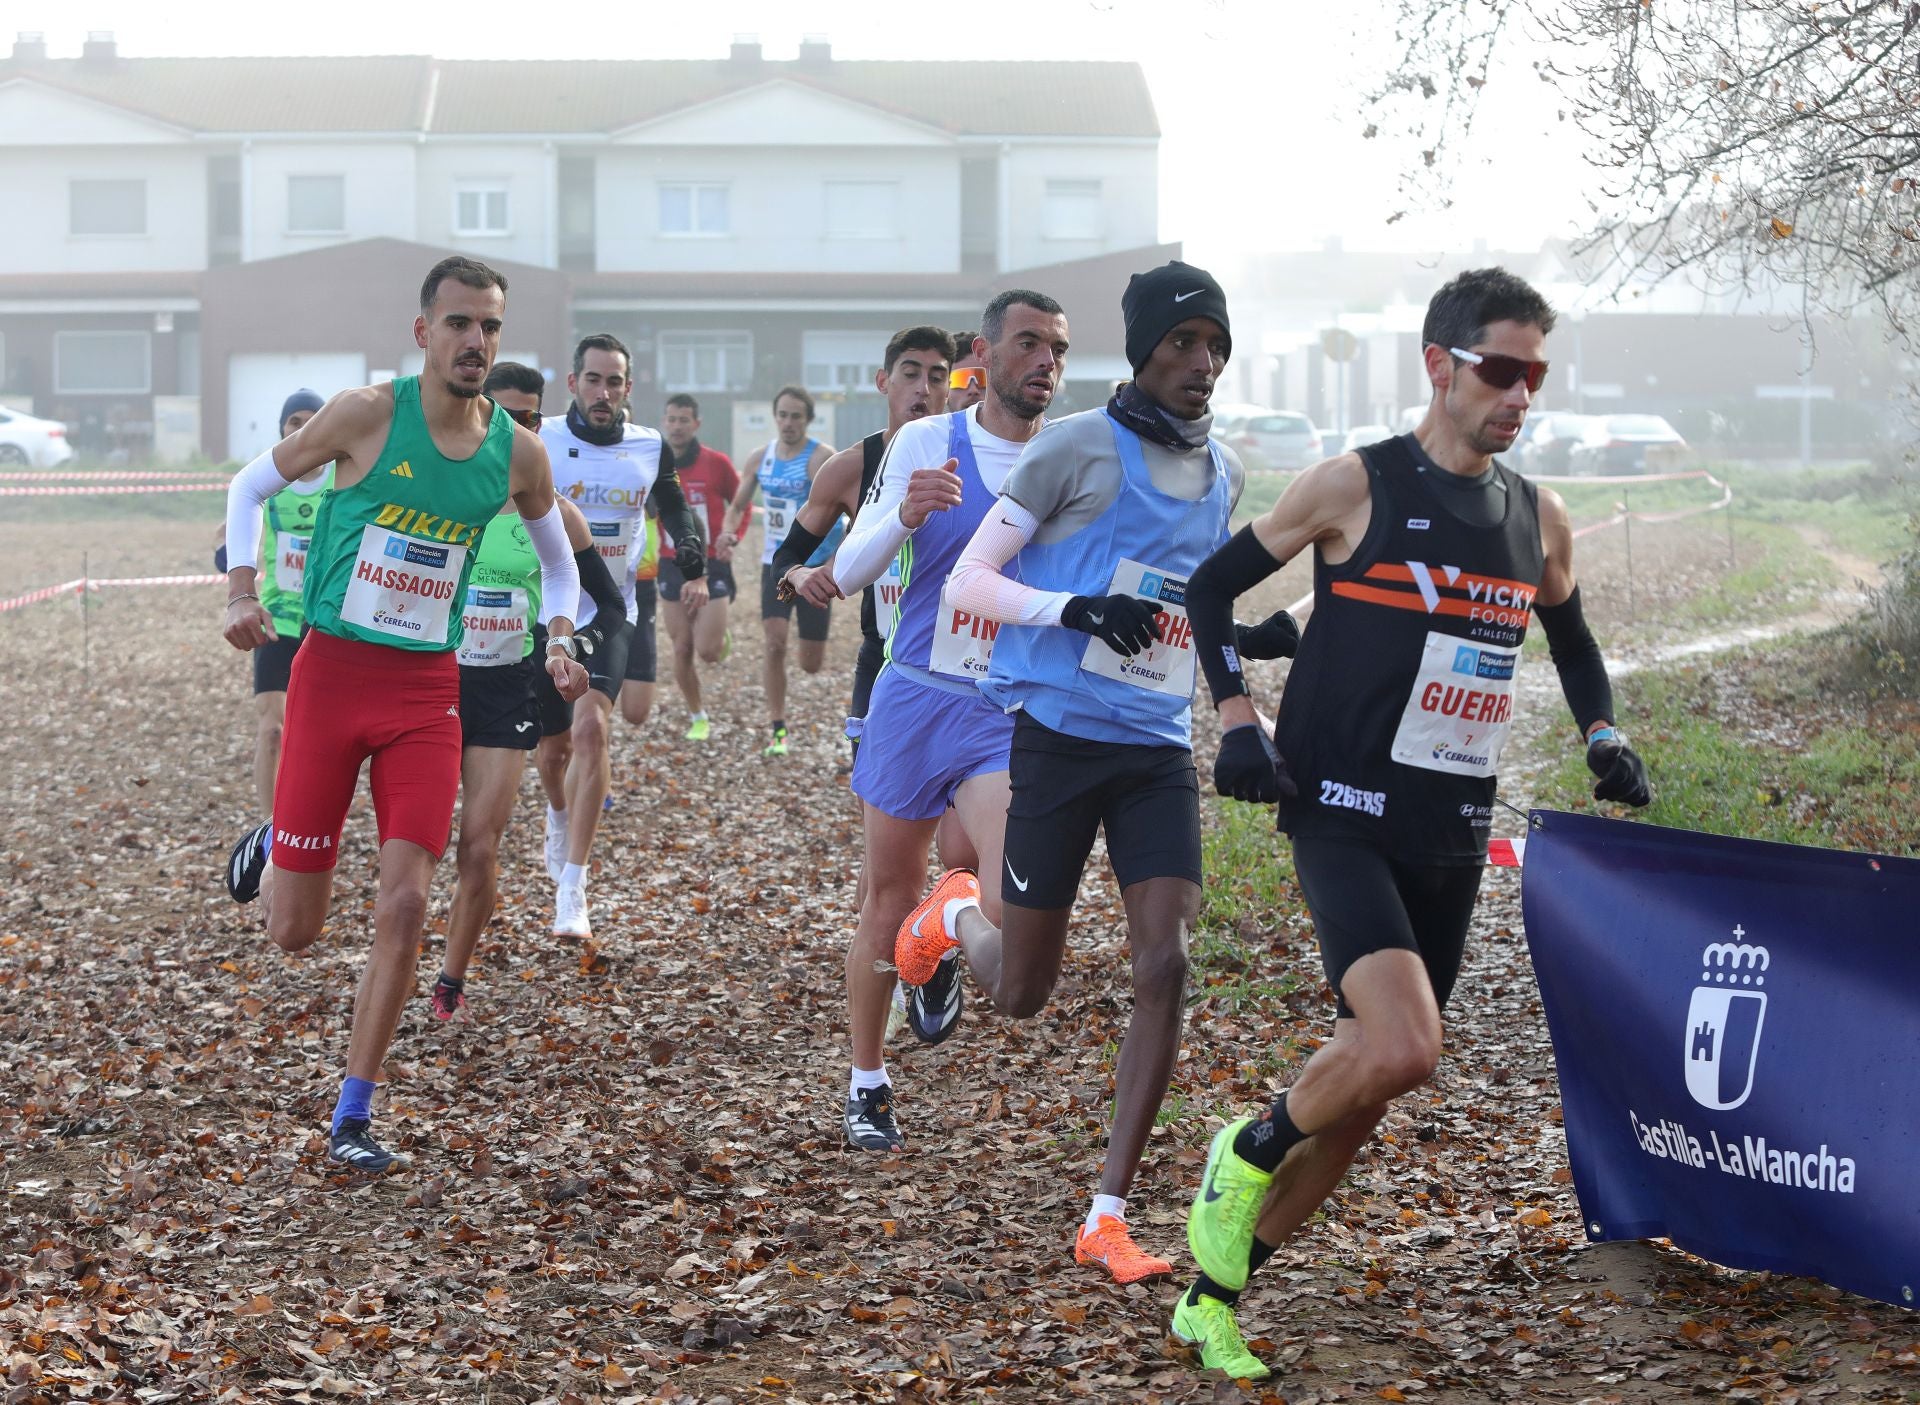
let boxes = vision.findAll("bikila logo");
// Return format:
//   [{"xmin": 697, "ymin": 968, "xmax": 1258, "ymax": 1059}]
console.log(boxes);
[{"xmin": 1685, "ymin": 929, "xmax": 1769, "ymax": 1111}]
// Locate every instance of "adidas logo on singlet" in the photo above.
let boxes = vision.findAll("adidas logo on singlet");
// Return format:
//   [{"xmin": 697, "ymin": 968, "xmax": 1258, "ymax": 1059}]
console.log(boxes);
[{"xmin": 390, "ymin": 461, "xmax": 414, "ymax": 478}]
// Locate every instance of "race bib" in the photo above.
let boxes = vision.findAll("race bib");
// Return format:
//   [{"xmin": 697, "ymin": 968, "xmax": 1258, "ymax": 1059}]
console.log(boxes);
[
  {"xmin": 456, "ymin": 586, "xmax": 529, "ymax": 667},
  {"xmin": 875, "ymin": 552, "xmax": 905, "ymax": 641},
  {"xmin": 929, "ymin": 580, "xmax": 999, "ymax": 681},
  {"xmin": 1078, "ymin": 557, "xmax": 1197, "ymax": 697},
  {"xmin": 340, "ymin": 525, "xmax": 466, "ymax": 645},
  {"xmin": 589, "ymin": 515, "xmax": 638, "ymax": 566},
  {"xmin": 278, "ymin": 534, "xmax": 310, "ymax": 595},
  {"xmin": 762, "ymin": 494, "xmax": 797, "ymax": 563},
  {"xmin": 1389, "ymin": 631, "xmax": 1519, "ymax": 777}
]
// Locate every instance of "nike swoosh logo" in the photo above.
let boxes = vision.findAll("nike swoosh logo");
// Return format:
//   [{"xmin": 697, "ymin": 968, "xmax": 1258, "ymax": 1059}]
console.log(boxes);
[
  {"xmin": 1005, "ymin": 858, "xmax": 1030, "ymax": 893},
  {"xmin": 1174, "ymin": 289, "xmax": 1205, "ymax": 302},
  {"xmin": 1085, "ymin": 612, "xmax": 1104, "ymax": 626},
  {"xmin": 1202, "ymin": 1164, "xmax": 1226, "ymax": 1203}
]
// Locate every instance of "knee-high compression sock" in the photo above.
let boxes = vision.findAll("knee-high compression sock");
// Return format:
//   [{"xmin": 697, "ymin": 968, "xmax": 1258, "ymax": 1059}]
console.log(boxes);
[
  {"xmin": 1233, "ymin": 1090, "xmax": 1308, "ymax": 1173},
  {"xmin": 1188, "ymin": 1235, "xmax": 1280, "ymax": 1308},
  {"xmin": 331, "ymin": 1076, "xmax": 377, "ymax": 1133}
]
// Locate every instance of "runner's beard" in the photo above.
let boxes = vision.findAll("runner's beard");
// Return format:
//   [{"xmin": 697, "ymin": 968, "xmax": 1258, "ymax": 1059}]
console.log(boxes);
[
  {"xmin": 990, "ymin": 375, "xmax": 1050, "ymax": 422},
  {"xmin": 445, "ymin": 379, "xmax": 482, "ymax": 400}
]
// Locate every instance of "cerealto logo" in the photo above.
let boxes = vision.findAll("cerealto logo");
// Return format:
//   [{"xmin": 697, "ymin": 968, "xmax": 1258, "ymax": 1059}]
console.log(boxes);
[{"xmin": 1684, "ymin": 928, "xmax": 1769, "ymax": 1111}]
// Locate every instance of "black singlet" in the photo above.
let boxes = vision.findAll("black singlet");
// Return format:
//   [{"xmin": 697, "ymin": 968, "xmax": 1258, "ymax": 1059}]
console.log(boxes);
[
  {"xmin": 1275, "ymin": 434, "xmax": 1543, "ymax": 864},
  {"xmin": 858, "ymin": 431, "xmax": 885, "ymax": 645}
]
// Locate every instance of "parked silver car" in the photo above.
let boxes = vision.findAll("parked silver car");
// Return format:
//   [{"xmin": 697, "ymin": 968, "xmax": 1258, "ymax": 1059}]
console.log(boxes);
[
  {"xmin": 1229, "ymin": 411, "xmax": 1324, "ymax": 470},
  {"xmin": 1516, "ymin": 413, "xmax": 1597, "ymax": 474},
  {"xmin": 1566, "ymin": 413, "xmax": 1688, "ymax": 475}
]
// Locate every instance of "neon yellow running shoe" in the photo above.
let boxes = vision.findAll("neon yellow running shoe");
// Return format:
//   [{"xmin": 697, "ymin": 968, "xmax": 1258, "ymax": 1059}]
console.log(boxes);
[
  {"xmin": 684, "ymin": 715, "xmax": 711, "ymax": 742},
  {"xmin": 1170, "ymin": 1290, "xmax": 1270, "ymax": 1381},
  {"xmin": 1187, "ymin": 1117, "xmax": 1274, "ymax": 1292},
  {"xmin": 763, "ymin": 724, "xmax": 789, "ymax": 758}
]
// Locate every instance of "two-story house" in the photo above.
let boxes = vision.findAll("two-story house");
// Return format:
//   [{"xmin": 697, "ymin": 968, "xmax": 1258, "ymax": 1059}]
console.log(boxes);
[{"xmin": 0, "ymin": 33, "xmax": 1174, "ymax": 462}]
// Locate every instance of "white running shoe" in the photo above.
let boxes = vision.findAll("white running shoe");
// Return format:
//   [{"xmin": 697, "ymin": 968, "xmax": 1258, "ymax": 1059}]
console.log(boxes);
[
  {"xmin": 544, "ymin": 811, "xmax": 568, "ymax": 885},
  {"xmin": 553, "ymin": 881, "xmax": 592, "ymax": 938}
]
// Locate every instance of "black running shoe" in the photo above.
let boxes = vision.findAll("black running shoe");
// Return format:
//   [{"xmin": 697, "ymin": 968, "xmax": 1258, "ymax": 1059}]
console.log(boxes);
[
  {"xmin": 225, "ymin": 822, "xmax": 271, "ymax": 904},
  {"xmin": 907, "ymin": 950, "xmax": 965, "ymax": 1045},
  {"xmin": 327, "ymin": 1118, "xmax": 408, "ymax": 1173},
  {"xmin": 843, "ymin": 1085, "xmax": 905, "ymax": 1152}
]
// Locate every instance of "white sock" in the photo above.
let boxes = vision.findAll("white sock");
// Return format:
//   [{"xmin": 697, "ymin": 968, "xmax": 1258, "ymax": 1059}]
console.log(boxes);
[
  {"xmin": 1086, "ymin": 1194, "xmax": 1127, "ymax": 1234},
  {"xmin": 849, "ymin": 1064, "xmax": 890, "ymax": 1097},
  {"xmin": 547, "ymin": 805, "xmax": 567, "ymax": 829},
  {"xmin": 690, "ymin": 710, "xmax": 707, "ymax": 722},
  {"xmin": 943, "ymin": 893, "xmax": 981, "ymax": 939},
  {"xmin": 560, "ymin": 863, "xmax": 587, "ymax": 889}
]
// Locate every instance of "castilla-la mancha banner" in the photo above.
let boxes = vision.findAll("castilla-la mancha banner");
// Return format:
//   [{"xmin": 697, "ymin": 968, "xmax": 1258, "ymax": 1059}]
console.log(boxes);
[{"xmin": 1520, "ymin": 810, "xmax": 1920, "ymax": 1309}]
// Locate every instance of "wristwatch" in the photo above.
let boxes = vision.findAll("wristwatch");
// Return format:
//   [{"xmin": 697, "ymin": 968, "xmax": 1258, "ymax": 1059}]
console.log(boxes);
[
  {"xmin": 1586, "ymin": 726, "xmax": 1622, "ymax": 748},
  {"xmin": 546, "ymin": 634, "xmax": 582, "ymax": 661}
]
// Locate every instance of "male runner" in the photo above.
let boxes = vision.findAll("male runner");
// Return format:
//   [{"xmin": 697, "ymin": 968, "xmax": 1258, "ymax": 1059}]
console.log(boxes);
[
  {"xmin": 1171, "ymin": 268, "xmax": 1652, "ymax": 1378},
  {"xmin": 823, "ymin": 291, "xmax": 1068, "ymax": 1150},
  {"xmin": 213, "ymin": 388, "xmax": 331, "ymax": 811},
  {"xmin": 719, "ymin": 386, "xmax": 837, "ymax": 757},
  {"xmin": 947, "ymin": 332, "xmax": 986, "ymax": 413},
  {"xmin": 219, "ymin": 256, "xmax": 589, "ymax": 1173},
  {"xmin": 542, "ymin": 333, "xmax": 707, "ymax": 936},
  {"xmin": 771, "ymin": 326, "xmax": 954, "ymax": 763},
  {"xmin": 658, "ymin": 393, "xmax": 743, "ymax": 741},
  {"xmin": 433, "ymin": 363, "xmax": 626, "ymax": 1019},
  {"xmin": 893, "ymin": 262, "xmax": 1301, "ymax": 1283}
]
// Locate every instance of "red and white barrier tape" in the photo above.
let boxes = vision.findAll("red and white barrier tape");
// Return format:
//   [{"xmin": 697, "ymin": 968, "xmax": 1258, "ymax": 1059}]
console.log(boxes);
[
  {"xmin": 0, "ymin": 573, "xmax": 223, "ymax": 614},
  {"xmin": 0, "ymin": 471, "xmax": 230, "ymax": 484},
  {"xmin": 1488, "ymin": 837, "xmax": 1526, "ymax": 868},
  {"xmin": 0, "ymin": 482, "xmax": 227, "ymax": 497}
]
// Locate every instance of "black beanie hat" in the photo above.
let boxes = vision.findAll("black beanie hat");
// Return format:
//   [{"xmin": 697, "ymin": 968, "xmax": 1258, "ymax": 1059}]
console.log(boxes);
[
  {"xmin": 279, "ymin": 387, "xmax": 325, "ymax": 433},
  {"xmin": 1122, "ymin": 260, "xmax": 1231, "ymax": 373}
]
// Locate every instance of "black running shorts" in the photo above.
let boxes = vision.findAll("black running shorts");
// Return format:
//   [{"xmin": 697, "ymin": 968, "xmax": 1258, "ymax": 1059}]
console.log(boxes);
[
  {"xmin": 528, "ymin": 627, "xmax": 574, "ymax": 738},
  {"xmin": 759, "ymin": 568, "xmax": 832, "ymax": 642},
  {"xmin": 459, "ymin": 658, "xmax": 540, "ymax": 751},
  {"xmin": 659, "ymin": 557, "xmax": 735, "ymax": 603},
  {"xmin": 586, "ymin": 618, "xmax": 634, "ymax": 702},
  {"xmin": 1001, "ymin": 712, "xmax": 1202, "ymax": 911},
  {"xmin": 252, "ymin": 634, "xmax": 301, "ymax": 695},
  {"xmin": 1290, "ymin": 834, "xmax": 1484, "ymax": 1020},
  {"xmin": 624, "ymin": 580, "xmax": 658, "ymax": 684},
  {"xmin": 845, "ymin": 632, "xmax": 886, "ymax": 762}
]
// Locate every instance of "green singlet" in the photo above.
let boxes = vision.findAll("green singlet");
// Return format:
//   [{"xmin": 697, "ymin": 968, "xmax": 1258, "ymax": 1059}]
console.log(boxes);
[
  {"xmin": 302, "ymin": 376, "xmax": 513, "ymax": 652},
  {"xmin": 456, "ymin": 509, "xmax": 541, "ymax": 667},
  {"xmin": 258, "ymin": 466, "xmax": 334, "ymax": 635}
]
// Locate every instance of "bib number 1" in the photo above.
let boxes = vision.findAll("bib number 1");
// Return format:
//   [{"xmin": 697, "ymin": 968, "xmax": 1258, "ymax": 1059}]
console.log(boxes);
[{"xmin": 1078, "ymin": 557, "xmax": 1197, "ymax": 696}]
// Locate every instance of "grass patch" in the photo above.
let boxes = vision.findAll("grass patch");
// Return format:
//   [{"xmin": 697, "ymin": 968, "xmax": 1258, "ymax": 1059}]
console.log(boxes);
[
  {"xmin": 1191, "ymin": 799, "xmax": 1302, "ymax": 1011},
  {"xmin": 1532, "ymin": 636, "xmax": 1920, "ymax": 856},
  {"xmin": 1232, "ymin": 469, "xmax": 1298, "ymax": 526}
]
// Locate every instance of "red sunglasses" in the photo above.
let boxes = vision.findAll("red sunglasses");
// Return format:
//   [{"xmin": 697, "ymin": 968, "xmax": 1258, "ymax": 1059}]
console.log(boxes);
[{"xmin": 1445, "ymin": 345, "xmax": 1549, "ymax": 393}]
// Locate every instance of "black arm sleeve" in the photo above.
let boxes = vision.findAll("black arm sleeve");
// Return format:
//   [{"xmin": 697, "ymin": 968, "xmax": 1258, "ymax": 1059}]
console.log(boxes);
[
  {"xmin": 1188, "ymin": 525, "xmax": 1287, "ymax": 706},
  {"xmin": 650, "ymin": 459, "xmax": 705, "ymax": 578},
  {"xmin": 1533, "ymin": 585, "xmax": 1615, "ymax": 738},
  {"xmin": 771, "ymin": 517, "xmax": 830, "ymax": 580}
]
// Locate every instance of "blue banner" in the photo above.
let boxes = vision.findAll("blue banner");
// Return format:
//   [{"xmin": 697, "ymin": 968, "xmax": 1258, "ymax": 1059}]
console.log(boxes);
[{"xmin": 1521, "ymin": 809, "xmax": 1920, "ymax": 1309}]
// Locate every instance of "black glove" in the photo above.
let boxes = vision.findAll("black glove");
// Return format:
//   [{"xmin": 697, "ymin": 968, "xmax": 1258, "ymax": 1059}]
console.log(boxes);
[
  {"xmin": 1214, "ymin": 723, "xmax": 1296, "ymax": 803},
  {"xmin": 1062, "ymin": 593, "xmax": 1160, "ymax": 657},
  {"xmin": 1234, "ymin": 610, "xmax": 1300, "ymax": 661},
  {"xmin": 1588, "ymin": 736, "xmax": 1651, "ymax": 807},
  {"xmin": 214, "ymin": 543, "xmax": 229, "ymax": 574}
]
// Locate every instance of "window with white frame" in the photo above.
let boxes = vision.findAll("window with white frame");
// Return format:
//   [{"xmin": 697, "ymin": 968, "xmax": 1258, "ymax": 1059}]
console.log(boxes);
[
  {"xmin": 1042, "ymin": 178, "xmax": 1104, "ymax": 241},
  {"xmin": 55, "ymin": 330, "xmax": 152, "ymax": 394},
  {"xmin": 287, "ymin": 174, "xmax": 346, "ymax": 234},
  {"xmin": 69, "ymin": 179, "xmax": 147, "ymax": 236},
  {"xmin": 658, "ymin": 330, "xmax": 753, "ymax": 393},
  {"xmin": 824, "ymin": 181, "xmax": 899, "ymax": 240},
  {"xmin": 454, "ymin": 182, "xmax": 510, "ymax": 236},
  {"xmin": 658, "ymin": 183, "xmax": 730, "ymax": 238},
  {"xmin": 802, "ymin": 330, "xmax": 887, "ymax": 393}
]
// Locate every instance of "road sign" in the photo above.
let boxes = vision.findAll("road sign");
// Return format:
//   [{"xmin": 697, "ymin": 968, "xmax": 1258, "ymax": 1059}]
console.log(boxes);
[{"xmin": 1320, "ymin": 327, "xmax": 1359, "ymax": 362}]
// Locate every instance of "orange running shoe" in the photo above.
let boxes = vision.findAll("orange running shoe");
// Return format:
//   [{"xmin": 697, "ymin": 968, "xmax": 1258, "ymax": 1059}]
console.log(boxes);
[
  {"xmin": 894, "ymin": 868, "xmax": 979, "ymax": 986},
  {"xmin": 1076, "ymin": 1215, "xmax": 1173, "ymax": 1284}
]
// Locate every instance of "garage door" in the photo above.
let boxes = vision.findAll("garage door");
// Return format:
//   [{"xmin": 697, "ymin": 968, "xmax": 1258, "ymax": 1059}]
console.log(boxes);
[{"xmin": 228, "ymin": 353, "xmax": 367, "ymax": 463}]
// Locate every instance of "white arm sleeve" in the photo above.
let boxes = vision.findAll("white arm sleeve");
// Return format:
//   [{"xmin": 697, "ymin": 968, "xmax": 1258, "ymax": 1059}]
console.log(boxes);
[
  {"xmin": 947, "ymin": 497, "xmax": 1075, "ymax": 626},
  {"xmin": 223, "ymin": 449, "xmax": 292, "ymax": 573},
  {"xmin": 830, "ymin": 427, "xmax": 919, "ymax": 593},
  {"xmin": 521, "ymin": 502, "xmax": 580, "ymax": 628}
]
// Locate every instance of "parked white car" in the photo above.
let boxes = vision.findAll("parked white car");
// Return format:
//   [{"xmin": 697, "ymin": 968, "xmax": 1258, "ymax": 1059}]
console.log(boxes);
[
  {"xmin": 0, "ymin": 406, "xmax": 74, "ymax": 468},
  {"xmin": 1335, "ymin": 423, "xmax": 1395, "ymax": 454}
]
